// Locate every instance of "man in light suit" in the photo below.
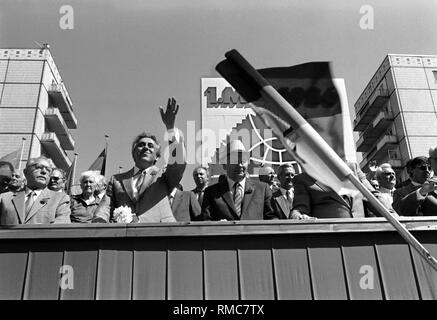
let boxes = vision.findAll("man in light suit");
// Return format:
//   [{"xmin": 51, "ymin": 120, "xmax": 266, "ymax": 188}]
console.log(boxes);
[
  {"xmin": 0, "ymin": 156, "xmax": 71, "ymax": 225},
  {"xmin": 93, "ymin": 98, "xmax": 186, "ymax": 223},
  {"xmin": 371, "ymin": 163, "xmax": 397, "ymax": 215},
  {"xmin": 272, "ymin": 164, "xmax": 295, "ymax": 219},
  {"xmin": 169, "ymin": 184, "xmax": 201, "ymax": 222},
  {"xmin": 291, "ymin": 172, "xmax": 363, "ymax": 219},
  {"xmin": 393, "ymin": 156, "xmax": 437, "ymax": 216},
  {"xmin": 201, "ymin": 140, "xmax": 278, "ymax": 221}
]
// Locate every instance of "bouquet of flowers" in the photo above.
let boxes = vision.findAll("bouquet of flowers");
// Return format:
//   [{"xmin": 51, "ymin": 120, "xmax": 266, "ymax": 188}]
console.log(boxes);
[{"xmin": 113, "ymin": 205, "xmax": 135, "ymax": 223}]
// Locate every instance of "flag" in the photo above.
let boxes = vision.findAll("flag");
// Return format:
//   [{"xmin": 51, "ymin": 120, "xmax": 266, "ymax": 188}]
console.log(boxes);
[
  {"xmin": 65, "ymin": 155, "xmax": 77, "ymax": 195},
  {"xmin": 88, "ymin": 149, "xmax": 106, "ymax": 175},
  {"xmin": 216, "ymin": 50, "xmax": 437, "ymax": 273},
  {"xmin": 0, "ymin": 148, "xmax": 21, "ymax": 170},
  {"xmin": 216, "ymin": 50, "xmax": 357, "ymax": 195}
]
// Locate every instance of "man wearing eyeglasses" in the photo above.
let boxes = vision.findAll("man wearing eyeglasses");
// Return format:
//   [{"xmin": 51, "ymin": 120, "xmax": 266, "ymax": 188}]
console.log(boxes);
[
  {"xmin": 0, "ymin": 156, "xmax": 71, "ymax": 225},
  {"xmin": 393, "ymin": 156, "xmax": 437, "ymax": 216},
  {"xmin": 47, "ymin": 168, "xmax": 66, "ymax": 192}
]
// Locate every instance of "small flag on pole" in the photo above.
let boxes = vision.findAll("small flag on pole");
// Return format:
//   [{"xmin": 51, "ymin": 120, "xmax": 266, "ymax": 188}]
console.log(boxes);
[
  {"xmin": 0, "ymin": 148, "xmax": 22, "ymax": 170},
  {"xmin": 88, "ymin": 149, "xmax": 106, "ymax": 175},
  {"xmin": 65, "ymin": 153, "xmax": 78, "ymax": 195}
]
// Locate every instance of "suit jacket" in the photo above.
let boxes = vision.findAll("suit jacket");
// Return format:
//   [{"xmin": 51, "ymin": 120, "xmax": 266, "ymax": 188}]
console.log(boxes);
[
  {"xmin": 292, "ymin": 173, "xmax": 364, "ymax": 218},
  {"xmin": 170, "ymin": 190, "xmax": 201, "ymax": 222},
  {"xmin": 200, "ymin": 175, "xmax": 278, "ymax": 221},
  {"xmin": 272, "ymin": 188, "xmax": 294, "ymax": 219},
  {"xmin": 393, "ymin": 182, "xmax": 437, "ymax": 216},
  {"xmin": 94, "ymin": 139, "xmax": 186, "ymax": 223},
  {"xmin": 0, "ymin": 188, "xmax": 71, "ymax": 225}
]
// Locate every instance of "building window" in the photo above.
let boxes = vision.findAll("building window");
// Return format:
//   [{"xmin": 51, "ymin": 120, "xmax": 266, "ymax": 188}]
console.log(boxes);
[{"xmin": 388, "ymin": 149, "xmax": 399, "ymax": 160}]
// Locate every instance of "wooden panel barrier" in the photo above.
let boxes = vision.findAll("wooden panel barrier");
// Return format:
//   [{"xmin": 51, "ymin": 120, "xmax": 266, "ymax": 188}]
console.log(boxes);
[{"xmin": 0, "ymin": 217, "xmax": 436, "ymax": 300}]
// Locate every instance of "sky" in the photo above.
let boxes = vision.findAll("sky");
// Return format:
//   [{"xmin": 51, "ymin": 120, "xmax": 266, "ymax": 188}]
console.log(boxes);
[{"xmin": 0, "ymin": 0, "xmax": 437, "ymax": 189}]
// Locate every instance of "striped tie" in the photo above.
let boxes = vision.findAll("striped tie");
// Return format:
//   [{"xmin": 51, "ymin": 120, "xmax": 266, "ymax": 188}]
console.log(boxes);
[
  {"xmin": 135, "ymin": 170, "xmax": 146, "ymax": 199},
  {"xmin": 234, "ymin": 182, "xmax": 243, "ymax": 217},
  {"xmin": 25, "ymin": 191, "xmax": 36, "ymax": 215}
]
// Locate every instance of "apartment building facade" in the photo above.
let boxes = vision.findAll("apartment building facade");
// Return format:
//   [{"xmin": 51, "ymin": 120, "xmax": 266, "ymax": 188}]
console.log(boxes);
[
  {"xmin": 0, "ymin": 48, "xmax": 77, "ymax": 170},
  {"xmin": 354, "ymin": 54, "xmax": 437, "ymax": 181}
]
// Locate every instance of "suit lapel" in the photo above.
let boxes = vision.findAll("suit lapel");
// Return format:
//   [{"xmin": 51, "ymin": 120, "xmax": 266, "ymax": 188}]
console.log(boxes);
[
  {"xmin": 11, "ymin": 191, "xmax": 25, "ymax": 224},
  {"xmin": 25, "ymin": 189, "xmax": 50, "ymax": 223},
  {"xmin": 275, "ymin": 190, "xmax": 290, "ymax": 218},
  {"xmin": 122, "ymin": 168, "xmax": 136, "ymax": 202},
  {"xmin": 241, "ymin": 179, "xmax": 255, "ymax": 217},
  {"xmin": 138, "ymin": 166, "xmax": 159, "ymax": 197},
  {"xmin": 219, "ymin": 178, "xmax": 238, "ymax": 219},
  {"xmin": 171, "ymin": 190, "xmax": 183, "ymax": 210}
]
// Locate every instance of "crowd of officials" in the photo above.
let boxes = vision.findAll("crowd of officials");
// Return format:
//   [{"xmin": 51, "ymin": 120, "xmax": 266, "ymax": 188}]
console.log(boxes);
[{"xmin": 1, "ymin": 98, "xmax": 437, "ymax": 225}]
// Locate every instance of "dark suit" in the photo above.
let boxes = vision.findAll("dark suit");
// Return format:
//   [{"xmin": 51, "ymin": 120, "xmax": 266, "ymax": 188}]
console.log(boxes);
[
  {"xmin": 94, "ymin": 139, "xmax": 186, "ymax": 223},
  {"xmin": 0, "ymin": 188, "xmax": 71, "ymax": 225},
  {"xmin": 201, "ymin": 175, "xmax": 278, "ymax": 221},
  {"xmin": 393, "ymin": 182, "xmax": 437, "ymax": 216},
  {"xmin": 272, "ymin": 188, "xmax": 293, "ymax": 219},
  {"xmin": 292, "ymin": 173, "xmax": 363, "ymax": 218},
  {"xmin": 170, "ymin": 190, "xmax": 201, "ymax": 222}
]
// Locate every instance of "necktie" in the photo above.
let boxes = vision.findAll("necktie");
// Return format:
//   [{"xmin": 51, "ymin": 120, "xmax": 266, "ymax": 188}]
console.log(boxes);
[
  {"xmin": 135, "ymin": 170, "xmax": 146, "ymax": 198},
  {"xmin": 286, "ymin": 190, "xmax": 292, "ymax": 208},
  {"xmin": 197, "ymin": 190, "xmax": 204, "ymax": 206},
  {"xmin": 234, "ymin": 182, "xmax": 243, "ymax": 217},
  {"xmin": 25, "ymin": 191, "xmax": 36, "ymax": 215}
]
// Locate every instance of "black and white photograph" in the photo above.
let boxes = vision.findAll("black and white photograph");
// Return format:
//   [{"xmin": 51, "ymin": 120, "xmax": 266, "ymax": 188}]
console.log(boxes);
[{"xmin": 0, "ymin": 0, "xmax": 437, "ymax": 310}]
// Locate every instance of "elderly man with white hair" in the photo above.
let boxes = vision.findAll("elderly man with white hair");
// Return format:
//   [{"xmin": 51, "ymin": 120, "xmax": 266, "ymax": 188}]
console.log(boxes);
[
  {"xmin": 372, "ymin": 163, "xmax": 397, "ymax": 215},
  {"xmin": 258, "ymin": 166, "xmax": 279, "ymax": 192}
]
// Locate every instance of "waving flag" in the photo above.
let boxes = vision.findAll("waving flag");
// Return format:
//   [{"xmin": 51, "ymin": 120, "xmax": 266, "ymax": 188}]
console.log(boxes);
[
  {"xmin": 0, "ymin": 148, "xmax": 21, "ymax": 170},
  {"xmin": 88, "ymin": 149, "xmax": 106, "ymax": 175},
  {"xmin": 216, "ymin": 51, "xmax": 357, "ymax": 195},
  {"xmin": 65, "ymin": 153, "xmax": 78, "ymax": 195},
  {"xmin": 216, "ymin": 49, "xmax": 437, "ymax": 273}
]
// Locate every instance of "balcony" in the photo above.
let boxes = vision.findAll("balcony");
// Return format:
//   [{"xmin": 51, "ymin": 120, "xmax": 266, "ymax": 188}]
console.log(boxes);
[
  {"xmin": 359, "ymin": 135, "xmax": 398, "ymax": 169},
  {"xmin": 356, "ymin": 111, "xmax": 394, "ymax": 153},
  {"xmin": 44, "ymin": 108, "xmax": 75, "ymax": 150},
  {"xmin": 40, "ymin": 132, "xmax": 72, "ymax": 170},
  {"xmin": 354, "ymin": 88, "xmax": 390, "ymax": 131},
  {"xmin": 47, "ymin": 83, "xmax": 77, "ymax": 129}
]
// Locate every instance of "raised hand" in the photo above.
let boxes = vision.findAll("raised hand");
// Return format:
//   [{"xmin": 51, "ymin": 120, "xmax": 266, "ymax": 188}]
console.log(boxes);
[{"xmin": 159, "ymin": 97, "xmax": 179, "ymax": 130}]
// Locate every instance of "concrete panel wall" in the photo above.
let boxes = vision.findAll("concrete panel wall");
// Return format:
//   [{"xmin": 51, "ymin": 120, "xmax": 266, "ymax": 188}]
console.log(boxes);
[
  {"xmin": 5, "ymin": 60, "xmax": 44, "ymax": 83},
  {"xmin": 402, "ymin": 113, "xmax": 437, "ymax": 136},
  {"xmin": 0, "ymin": 133, "xmax": 34, "ymax": 161},
  {"xmin": 0, "ymin": 60, "xmax": 8, "ymax": 81},
  {"xmin": 393, "ymin": 67, "xmax": 428, "ymax": 89},
  {"xmin": 407, "ymin": 136, "xmax": 437, "ymax": 158},
  {"xmin": 0, "ymin": 109, "xmax": 35, "ymax": 133},
  {"xmin": 398, "ymin": 89, "xmax": 435, "ymax": 112},
  {"xmin": 0, "ymin": 84, "xmax": 40, "ymax": 108}
]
